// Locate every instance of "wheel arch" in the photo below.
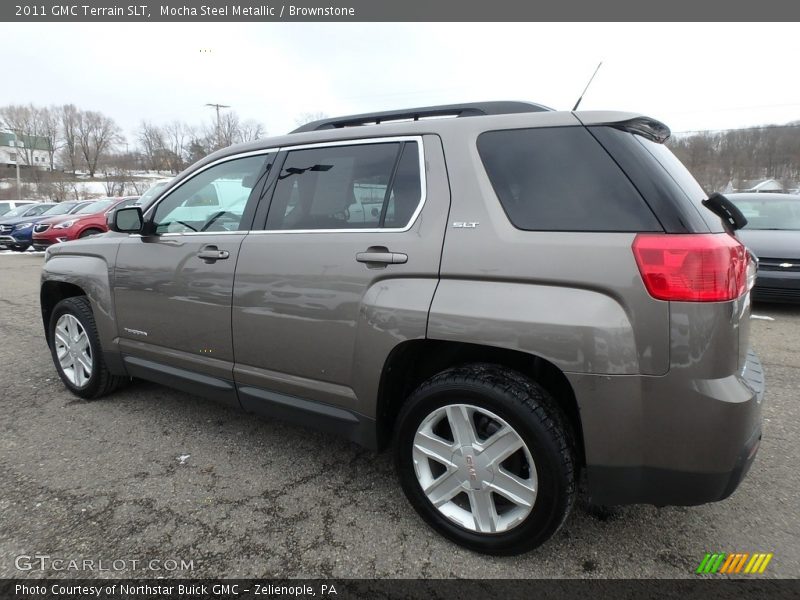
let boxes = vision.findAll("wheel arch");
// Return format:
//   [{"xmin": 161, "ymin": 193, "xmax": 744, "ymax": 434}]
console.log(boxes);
[
  {"xmin": 376, "ymin": 339, "xmax": 585, "ymax": 465},
  {"xmin": 41, "ymin": 280, "xmax": 87, "ymax": 345}
]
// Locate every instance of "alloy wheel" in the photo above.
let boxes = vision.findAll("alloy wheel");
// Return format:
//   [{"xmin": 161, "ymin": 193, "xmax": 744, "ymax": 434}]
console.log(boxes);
[
  {"xmin": 54, "ymin": 313, "xmax": 93, "ymax": 387},
  {"xmin": 412, "ymin": 404, "xmax": 537, "ymax": 533}
]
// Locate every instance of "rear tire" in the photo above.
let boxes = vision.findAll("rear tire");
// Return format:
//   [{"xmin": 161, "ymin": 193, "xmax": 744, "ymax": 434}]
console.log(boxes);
[
  {"xmin": 48, "ymin": 296, "xmax": 127, "ymax": 399},
  {"xmin": 395, "ymin": 363, "xmax": 576, "ymax": 555}
]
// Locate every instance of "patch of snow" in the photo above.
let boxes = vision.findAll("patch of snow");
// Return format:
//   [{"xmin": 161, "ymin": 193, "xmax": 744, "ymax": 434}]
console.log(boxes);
[
  {"xmin": 750, "ymin": 314, "xmax": 775, "ymax": 321},
  {"xmin": 177, "ymin": 454, "xmax": 191, "ymax": 465}
]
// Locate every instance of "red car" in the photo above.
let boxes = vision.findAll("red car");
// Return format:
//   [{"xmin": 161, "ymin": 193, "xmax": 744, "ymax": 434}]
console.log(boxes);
[{"xmin": 32, "ymin": 196, "xmax": 139, "ymax": 250}]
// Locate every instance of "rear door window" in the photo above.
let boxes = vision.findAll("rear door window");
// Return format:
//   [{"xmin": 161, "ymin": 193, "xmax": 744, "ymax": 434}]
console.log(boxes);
[{"xmin": 477, "ymin": 127, "xmax": 661, "ymax": 232}]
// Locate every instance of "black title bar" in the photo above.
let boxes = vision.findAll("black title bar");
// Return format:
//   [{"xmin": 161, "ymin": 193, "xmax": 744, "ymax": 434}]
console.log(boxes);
[{"xmin": 3, "ymin": 0, "xmax": 800, "ymax": 22}]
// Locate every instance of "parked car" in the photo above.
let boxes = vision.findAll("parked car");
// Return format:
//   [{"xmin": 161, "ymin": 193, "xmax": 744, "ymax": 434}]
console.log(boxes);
[
  {"xmin": 32, "ymin": 196, "xmax": 140, "ymax": 250},
  {"xmin": 0, "ymin": 203, "xmax": 58, "ymax": 251},
  {"xmin": 40, "ymin": 102, "xmax": 764, "ymax": 555},
  {"xmin": 29, "ymin": 201, "xmax": 96, "ymax": 250},
  {"xmin": 133, "ymin": 179, "xmax": 172, "ymax": 210},
  {"xmin": 0, "ymin": 200, "xmax": 37, "ymax": 216},
  {"xmin": 727, "ymin": 192, "xmax": 800, "ymax": 303}
]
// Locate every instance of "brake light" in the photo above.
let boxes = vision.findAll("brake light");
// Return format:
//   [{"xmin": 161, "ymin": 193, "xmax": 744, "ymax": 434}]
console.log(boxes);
[{"xmin": 632, "ymin": 233, "xmax": 749, "ymax": 302}]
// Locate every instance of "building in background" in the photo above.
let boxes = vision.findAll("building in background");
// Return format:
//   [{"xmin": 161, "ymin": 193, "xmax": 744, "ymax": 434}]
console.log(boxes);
[{"xmin": 0, "ymin": 132, "xmax": 52, "ymax": 171}]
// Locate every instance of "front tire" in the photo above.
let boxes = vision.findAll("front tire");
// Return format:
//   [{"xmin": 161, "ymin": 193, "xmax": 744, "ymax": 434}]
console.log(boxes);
[
  {"xmin": 79, "ymin": 228, "xmax": 103, "ymax": 238},
  {"xmin": 395, "ymin": 364, "xmax": 576, "ymax": 555},
  {"xmin": 48, "ymin": 296, "xmax": 126, "ymax": 399}
]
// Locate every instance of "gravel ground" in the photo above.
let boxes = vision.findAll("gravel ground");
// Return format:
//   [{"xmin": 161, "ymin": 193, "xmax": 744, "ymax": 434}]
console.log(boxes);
[{"xmin": 0, "ymin": 253, "xmax": 797, "ymax": 579}]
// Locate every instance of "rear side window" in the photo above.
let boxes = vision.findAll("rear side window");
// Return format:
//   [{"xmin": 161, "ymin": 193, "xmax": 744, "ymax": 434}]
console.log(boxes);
[
  {"xmin": 477, "ymin": 127, "xmax": 661, "ymax": 232},
  {"xmin": 266, "ymin": 141, "xmax": 422, "ymax": 230}
]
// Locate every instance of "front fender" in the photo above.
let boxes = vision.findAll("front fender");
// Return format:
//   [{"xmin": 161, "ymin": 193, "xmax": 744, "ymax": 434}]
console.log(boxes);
[{"xmin": 42, "ymin": 240, "xmax": 123, "ymax": 374}]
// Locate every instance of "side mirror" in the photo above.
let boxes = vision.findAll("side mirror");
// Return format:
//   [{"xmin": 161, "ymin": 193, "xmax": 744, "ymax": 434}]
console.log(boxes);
[{"xmin": 108, "ymin": 206, "xmax": 144, "ymax": 233}]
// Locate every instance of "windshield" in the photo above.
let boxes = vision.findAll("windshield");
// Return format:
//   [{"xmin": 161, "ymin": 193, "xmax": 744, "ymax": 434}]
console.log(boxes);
[
  {"xmin": 76, "ymin": 199, "xmax": 115, "ymax": 214},
  {"xmin": 22, "ymin": 204, "xmax": 55, "ymax": 216},
  {"xmin": 728, "ymin": 196, "xmax": 800, "ymax": 230},
  {"xmin": 2, "ymin": 204, "xmax": 26, "ymax": 217},
  {"xmin": 43, "ymin": 202, "xmax": 77, "ymax": 216},
  {"xmin": 136, "ymin": 182, "xmax": 170, "ymax": 207}
]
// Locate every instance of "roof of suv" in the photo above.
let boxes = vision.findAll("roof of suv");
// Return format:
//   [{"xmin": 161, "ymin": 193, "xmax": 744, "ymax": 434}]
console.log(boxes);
[{"xmin": 189, "ymin": 102, "xmax": 668, "ymax": 175}]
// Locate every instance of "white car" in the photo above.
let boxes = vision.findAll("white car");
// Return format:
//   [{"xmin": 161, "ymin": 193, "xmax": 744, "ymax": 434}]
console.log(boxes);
[{"xmin": 0, "ymin": 200, "xmax": 37, "ymax": 216}]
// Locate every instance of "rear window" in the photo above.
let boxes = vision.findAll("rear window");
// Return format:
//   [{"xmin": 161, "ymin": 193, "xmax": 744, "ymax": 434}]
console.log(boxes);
[{"xmin": 477, "ymin": 127, "xmax": 661, "ymax": 232}]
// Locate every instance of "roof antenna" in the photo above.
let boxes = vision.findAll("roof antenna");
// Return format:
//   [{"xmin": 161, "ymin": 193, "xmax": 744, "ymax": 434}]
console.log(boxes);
[{"xmin": 572, "ymin": 62, "xmax": 603, "ymax": 111}]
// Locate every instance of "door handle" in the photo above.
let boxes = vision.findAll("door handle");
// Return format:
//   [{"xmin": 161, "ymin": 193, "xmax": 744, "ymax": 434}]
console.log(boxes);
[
  {"xmin": 197, "ymin": 245, "xmax": 230, "ymax": 262},
  {"xmin": 356, "ymin": 246, "xmax": 408, "ymax": 267}
]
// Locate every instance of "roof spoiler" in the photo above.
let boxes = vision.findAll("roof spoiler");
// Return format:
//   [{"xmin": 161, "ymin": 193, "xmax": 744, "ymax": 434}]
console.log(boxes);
[
  {"xmin": 609, "ymin": 116, "xmax": 671, "ymax": 144},
  {"xmin": 291, "ymin": 101, "xmax": 552, "ymax": 133}
]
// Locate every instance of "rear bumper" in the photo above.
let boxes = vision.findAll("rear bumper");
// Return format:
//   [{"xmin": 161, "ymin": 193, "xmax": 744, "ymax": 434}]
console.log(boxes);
[
  {"xmin": 586, "ymin": 427, "xmax": 761, "ymax": 506},
  {"xmin": 570, "ymin": 348, "xmax": 765, "ymax": 507}
]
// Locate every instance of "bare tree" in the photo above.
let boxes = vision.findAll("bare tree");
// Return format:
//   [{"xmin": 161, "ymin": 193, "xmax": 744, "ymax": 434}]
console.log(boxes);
[
  {"xmin": 237, "ymin": 119, "xmax": 266, "ymax": 143},
  {"xmin": 138, "ymin": 120, "xmax": 167, "ymax": 171},
  {"xmin": 77, "ymin": 110, "xmax": 122, "ymax": 177},
  {"xmin": 40, "ymin": 106, "xmax": 61, "ymax": 171},
  {"xmin": 162, "ymin": 120, "xmax": 192, "ymax": 173},
  {"xmin": 60, "ymin": 104, "xmax": 81, "ymax": 173},
  {"xmin": 216, "ymin": 111, "xmax": 240, "ymax": 149}
]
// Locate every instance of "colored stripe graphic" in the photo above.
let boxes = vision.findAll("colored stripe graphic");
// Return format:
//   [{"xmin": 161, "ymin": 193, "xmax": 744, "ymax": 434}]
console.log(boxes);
[{"xmin": 698, "ymin": 552, "xmax": 772, "ymax": 574}]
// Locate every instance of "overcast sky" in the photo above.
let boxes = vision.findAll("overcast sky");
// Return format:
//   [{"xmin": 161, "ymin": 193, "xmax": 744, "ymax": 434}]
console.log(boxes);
[{"xmin": 2, "ymin": 22, "xmax": 799, "ymax": 142}]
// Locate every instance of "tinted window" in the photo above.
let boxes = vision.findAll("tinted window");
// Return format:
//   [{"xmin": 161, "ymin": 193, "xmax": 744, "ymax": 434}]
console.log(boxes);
[
  {"xmin": 24, "ymin": 204, "xmax": 55, "ymax": 216},
  {"xmin": 153, "ymin": 154, "xmax": 267, "ymax": 234},
  {"xmin": 477, "ymin": 127, "xmax": 661, "ymax": 232},
  {"xmin": 77, "ymin": 200, "xmax": 115, "ymax": 214},
  {"xmin": 44, "ymin": 202, "xmax": 78, "ymax": 216},
  {"xmin": 384, "ymin": 143, "xmax": 422, "ymax": 228},
  {"xmin": 3, "ymin": 206, "xmax": 26, "ymax": 218},
  {"xmin": 266, "ymin": 141, "xmax": 422, "ymax": 230}
]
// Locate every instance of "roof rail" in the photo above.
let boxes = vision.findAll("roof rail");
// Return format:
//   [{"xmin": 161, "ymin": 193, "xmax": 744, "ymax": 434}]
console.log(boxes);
[{"xmin": 291, "ymin": 101, "xmax": 552, "ymax": 133}]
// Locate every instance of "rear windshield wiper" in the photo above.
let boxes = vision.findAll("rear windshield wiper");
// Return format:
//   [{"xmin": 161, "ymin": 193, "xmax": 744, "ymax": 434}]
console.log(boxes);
[{"xmin": 702, "ymin": 192, "xmax": 748, "ymax": 231}]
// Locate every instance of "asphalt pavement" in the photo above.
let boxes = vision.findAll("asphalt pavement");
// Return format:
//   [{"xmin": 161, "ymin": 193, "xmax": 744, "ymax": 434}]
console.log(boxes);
[{"xmin": 0, "ymin": 253, "xmax": 797, "ymax": 579}]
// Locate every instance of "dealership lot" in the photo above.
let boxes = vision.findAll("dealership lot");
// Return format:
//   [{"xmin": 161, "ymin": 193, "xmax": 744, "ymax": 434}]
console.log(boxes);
[{"xmin": 0, "ymin": 253, "xmax": 797, "ymax": 578}]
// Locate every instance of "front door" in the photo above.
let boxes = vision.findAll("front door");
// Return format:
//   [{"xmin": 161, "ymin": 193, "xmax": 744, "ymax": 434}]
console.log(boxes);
[{"xmin": 114, "ymin": 152, "xmax": 274, "ymax": 401}]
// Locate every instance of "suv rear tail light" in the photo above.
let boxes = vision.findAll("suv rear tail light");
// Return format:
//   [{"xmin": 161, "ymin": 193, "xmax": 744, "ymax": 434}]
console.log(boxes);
[{"xmin": 632, "ymin": 233, "xmax": 749, "ymax": 302}]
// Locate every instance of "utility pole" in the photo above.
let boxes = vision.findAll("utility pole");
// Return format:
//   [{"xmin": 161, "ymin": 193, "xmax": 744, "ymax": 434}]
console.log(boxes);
[
  {"xmin": 12, "ymin": 130, "xmax": 21, "ymax": 200},
  {"xmin": 205, "ymin": 103, "xmax": 230, "ymax": 149}
]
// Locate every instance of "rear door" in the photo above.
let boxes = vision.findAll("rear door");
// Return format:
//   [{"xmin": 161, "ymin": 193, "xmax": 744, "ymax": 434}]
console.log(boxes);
[
  {"xmin": 231, "ymin": 136, "xmax": 450, "ymax": 423},
  {"xmin": 113, "ymin": 151, "xmax": 276, "ymax": 403}
]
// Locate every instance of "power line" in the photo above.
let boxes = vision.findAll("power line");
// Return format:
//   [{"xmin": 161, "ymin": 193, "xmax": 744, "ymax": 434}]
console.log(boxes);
[{"xmin": 673, "ymin": 123, "xmax": 800, "ymax": 135}]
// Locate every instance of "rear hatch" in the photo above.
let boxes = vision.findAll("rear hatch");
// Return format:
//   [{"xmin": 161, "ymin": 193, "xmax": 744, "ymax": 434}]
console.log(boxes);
[{"xmin": 579, "ymin": 114, "xmax": 755, "ymax": 377}]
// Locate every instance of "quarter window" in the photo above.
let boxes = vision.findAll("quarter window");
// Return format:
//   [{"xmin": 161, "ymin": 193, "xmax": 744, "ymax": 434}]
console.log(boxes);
[
  {"xmin": 478, "ymin": 127, "xmax": 661, "ymax": 232},
  {"xmin": 266, "ymin": 141, "xmax": 422, "ymax": 230},
  {"xmin": 153, "ymin": 154, "xmax": 269, "ymax": 234}
]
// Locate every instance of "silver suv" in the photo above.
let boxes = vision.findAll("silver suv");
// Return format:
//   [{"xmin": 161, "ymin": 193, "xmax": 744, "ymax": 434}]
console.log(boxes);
[{"xmin": 40, "ymin": 102, "xmax": 764, "ymax": 555}]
